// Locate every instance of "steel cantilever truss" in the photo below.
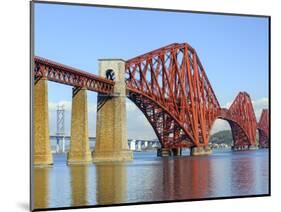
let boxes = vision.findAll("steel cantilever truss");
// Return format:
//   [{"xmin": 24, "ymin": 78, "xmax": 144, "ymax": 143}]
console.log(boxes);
[
  {"xmin": 257, "ymin": 109, "xmax": 269, "ymax": 148},
  {"xmin": 125, "ymin": 43, "xmax": 220, "ymax": 148},
  {"xmin": 221, "ymin": 92, "xmax": 257, "ymax": 147},
  {"xmin": 125, "ymin": 43, "xmax": 266, "ymax": 149}
]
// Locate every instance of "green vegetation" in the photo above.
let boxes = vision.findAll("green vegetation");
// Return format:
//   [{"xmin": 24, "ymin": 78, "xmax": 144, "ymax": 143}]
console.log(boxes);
[{"xmin": 209, "ymin": 130, "xmax": 233, "ymax": 145}]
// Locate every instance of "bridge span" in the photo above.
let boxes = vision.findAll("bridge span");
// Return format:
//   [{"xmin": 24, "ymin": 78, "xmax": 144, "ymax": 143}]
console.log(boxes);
[{"xmin": 33, "ymin": 43, "xmax": 269, "ymax": 165}]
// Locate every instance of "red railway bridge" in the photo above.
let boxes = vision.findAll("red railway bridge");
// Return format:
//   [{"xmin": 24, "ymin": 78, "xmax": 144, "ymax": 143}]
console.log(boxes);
[{"xmin": 33, "ymin": 43, "xmax": 269, "ymax": 164}]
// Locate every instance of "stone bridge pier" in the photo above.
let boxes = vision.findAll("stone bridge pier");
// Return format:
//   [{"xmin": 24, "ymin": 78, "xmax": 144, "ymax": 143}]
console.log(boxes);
[
  {"xmin": 92, "ymin": 59, "xmax": 133, "ymax": 162},
  {"xmin": 67, "ymin": 87, "xmax": 92, "ymax": 164},
  {"xmin": 34, "ymin": 76, "xmax": 53, "ymax": 166}
]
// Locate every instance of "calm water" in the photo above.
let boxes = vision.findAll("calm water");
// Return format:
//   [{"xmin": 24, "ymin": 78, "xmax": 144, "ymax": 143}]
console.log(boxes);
[{"xmin": 33, "ymin": 149, "xmax": 269, "ymax": 209}]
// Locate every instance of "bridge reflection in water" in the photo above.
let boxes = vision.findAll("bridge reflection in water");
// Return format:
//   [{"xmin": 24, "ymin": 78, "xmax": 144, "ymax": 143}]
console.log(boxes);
[
  {"xmin": 96, "ymin": 163, "xmax": 127, "ymax": 205},
  {"xmin": 34, "ymin": 168, "xmax": 50, "ymax": 209},
  {"xmin": 33, "ymin": 150, "xmax": 269, "ymax": 209},
  {"xmin": 70, "ymin": 165, "xmax": 88, "ymax": 206}
]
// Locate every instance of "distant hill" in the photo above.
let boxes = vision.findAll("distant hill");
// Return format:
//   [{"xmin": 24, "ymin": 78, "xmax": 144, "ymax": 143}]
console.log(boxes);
[{"xmin": 209, "ymin": 130, "xmax": 233, "ymax": 145}]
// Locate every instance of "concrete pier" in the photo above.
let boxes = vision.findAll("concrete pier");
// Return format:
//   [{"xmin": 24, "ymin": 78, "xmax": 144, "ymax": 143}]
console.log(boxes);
[
  {"xmin": 172, "ymin": 148, "xmax": 182, "ymax": 156},
  {"xmin": 157, "ymin": 148, "xmax": 182, "ymax": 157},
  {"xmin": 249, "ymin": 144, "xmax": 259, "ymax": 150},
  {"xmin": 34, "ymin": 77, "xmax": 53, "ymax": 165},
  {"xmin": 157, "ymin": 148, "xmax": 171, "ymax": 157},
  {"xmin": 92, "ymin": 59, "xmax": 133, "ymax": 162},
  {"xmin": 68, "ymin": 87, "xmax": 92, "ymax": 164},
  {"xmin": 231, "ymin": 145, "xmax": 258, "ymax": 151},
  {"xmin": 191, "ymin": 146, "xmax": 212, "ymax": 156}
]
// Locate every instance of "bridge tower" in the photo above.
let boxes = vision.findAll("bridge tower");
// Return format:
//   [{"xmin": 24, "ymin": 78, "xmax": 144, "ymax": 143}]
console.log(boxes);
[
  {"xmin": 92, "ymin": 59, "xmax": 133, "ymax": 162},
  {"xmin": 56, "ymin": 105, "xmax": 65, "ymax": 153}
]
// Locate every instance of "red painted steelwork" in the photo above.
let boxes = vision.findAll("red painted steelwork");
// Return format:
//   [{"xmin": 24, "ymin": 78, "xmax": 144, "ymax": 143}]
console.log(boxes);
[
  {"xmin": 257, "ymin": 109, "xmax": 269, "ymax": 148},
  {"xmin": 216, "ymin": 92, "xmax": 257, "ymax": 148},
  {"xmin": 125, "ymin": 43, "xmax": 221, "ymax": 148},
  {"xmin": 34, "ymin": 56, "xmax": 114, "ymax": 94},
  {"xmin": 125, "ymin": 43, "xmax": 265, "ymax": 148}
]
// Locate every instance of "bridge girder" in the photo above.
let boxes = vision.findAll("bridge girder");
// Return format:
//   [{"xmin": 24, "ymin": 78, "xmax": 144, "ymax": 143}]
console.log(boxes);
[{"xmin": 34, "ymin": 56, "xmax": 114, "ymax": 94}]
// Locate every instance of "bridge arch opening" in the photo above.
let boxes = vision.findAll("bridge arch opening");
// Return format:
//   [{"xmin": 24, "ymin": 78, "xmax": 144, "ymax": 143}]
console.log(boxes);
[
  {"xmin": 209, "ymin": 117, "xmax": 252, "ymax": 150},
  {"xmin": 127, "ymin": 91, "xmax": 195, "ymax": 152},
  {"xmin": 209, "ymin": 119, "xmax": 233, "ymax": 149},
  {"xmin": 47, "ymin": 81, "xmax": 73, "ymax": 153},
  {"xmin": 126, "ymin": 98, "xmax": 160, "ymax": 151}
]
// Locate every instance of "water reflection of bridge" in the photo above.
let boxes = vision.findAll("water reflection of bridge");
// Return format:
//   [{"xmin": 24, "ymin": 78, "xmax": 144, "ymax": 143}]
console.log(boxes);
[{"xmin": 33, "ymin": 150, "xmax": 269, "ymax": 209}]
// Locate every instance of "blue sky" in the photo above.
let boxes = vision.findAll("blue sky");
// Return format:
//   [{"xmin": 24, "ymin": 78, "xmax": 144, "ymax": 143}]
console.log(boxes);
[{"xmin": 34, "ymin": 3, "xmax": 269, "ymax": 138}]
